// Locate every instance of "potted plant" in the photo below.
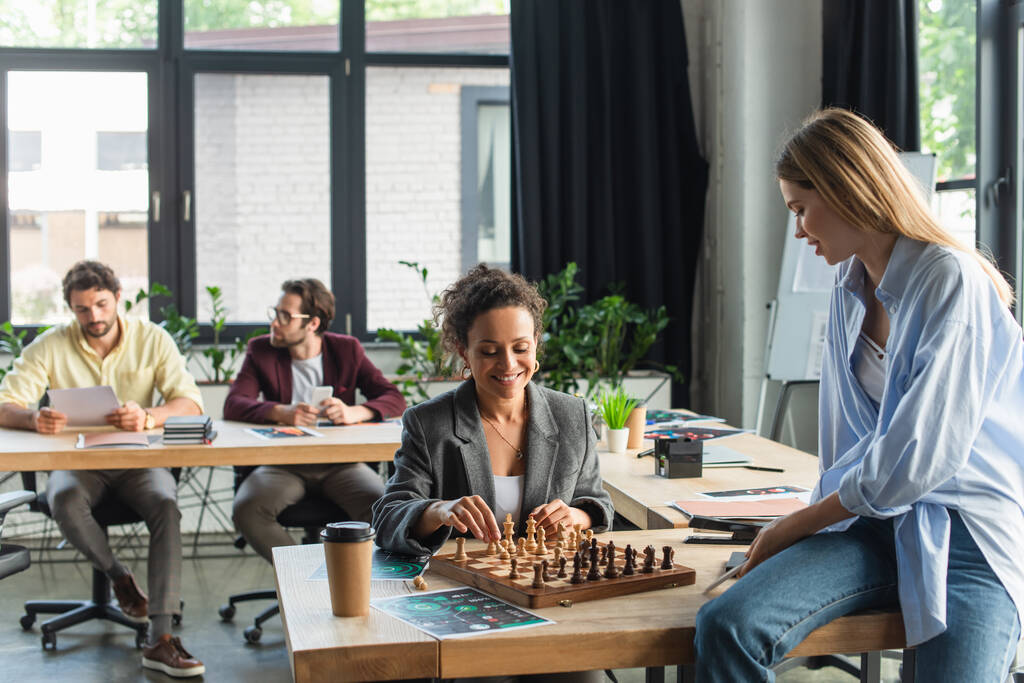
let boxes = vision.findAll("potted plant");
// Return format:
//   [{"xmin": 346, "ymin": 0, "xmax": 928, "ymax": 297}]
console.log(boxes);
[
  {"xmin": 375, "ymin": 261, "xmax": 458, "ymax": 405},
  {"xmin": 599, "ymin": 387, "xmax": 639, "ymax": 454},
  {"xmin": 536, "ymin": 262, "xmax": 681, "ymax": 400}
]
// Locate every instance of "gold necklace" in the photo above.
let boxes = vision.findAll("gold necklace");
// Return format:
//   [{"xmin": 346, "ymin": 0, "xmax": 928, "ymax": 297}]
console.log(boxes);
[{"xmin": 479, "ymin": 397, "xmax": 527, "ymax": 460}]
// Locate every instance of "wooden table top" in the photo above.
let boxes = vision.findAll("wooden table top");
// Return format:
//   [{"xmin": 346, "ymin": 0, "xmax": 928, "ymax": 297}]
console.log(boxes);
[
  {"xmin": 0, "ymin": 420, "xmax": 403, "ymax": 471},
  {"xmin": 599, "ymin": 432, "xmax": 820, "ymax": 529},
  {"xmin": 275, "ymin": 530, "xmax": 905, "ymax": 682}
]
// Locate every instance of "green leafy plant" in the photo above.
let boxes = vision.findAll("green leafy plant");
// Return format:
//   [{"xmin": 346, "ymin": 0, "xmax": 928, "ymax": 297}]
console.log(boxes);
[
  {"xmin": 0, "ymin": 321, "xmax": 30, "ymax": 383},
  {"xmin": 124, "ymin": 282, "xmax": 199, "ymax": 358},
  {"xmin": 598, "ymin": 387, "xmax": 639, "ymax": 430},
  {"xmin": 200, "ymin": 285, "xmax": 265, "ymax": 384},
  {"xmin": 375, "ymin": 261, "xmax": 458, "ymax": 405},
  {"xmin": 536, "ymin": 263, "xmax": 681, "ymax": 397}
]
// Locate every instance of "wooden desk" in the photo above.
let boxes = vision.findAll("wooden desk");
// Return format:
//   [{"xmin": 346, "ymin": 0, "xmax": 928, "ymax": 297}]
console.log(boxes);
[
  {"xmin": 599, "ymin": 433, "xmax": 820, "ymax": 529},
  {"xmin": 0, "ymin": 420, "xmax": 402, "ymax": 471},
  {"xmin": 274, "ymin": 530, "xmax": 906, "ymax": 682}
]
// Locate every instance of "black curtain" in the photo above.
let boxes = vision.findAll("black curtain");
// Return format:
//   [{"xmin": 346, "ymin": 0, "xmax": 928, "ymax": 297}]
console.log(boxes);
[
  {"xmin": 510, "ymin": 0, "xmax": 707, "ymax": 405},
  {"xmin": 822, "ymin": 0, "xmax": 921, "ymax": 151}
]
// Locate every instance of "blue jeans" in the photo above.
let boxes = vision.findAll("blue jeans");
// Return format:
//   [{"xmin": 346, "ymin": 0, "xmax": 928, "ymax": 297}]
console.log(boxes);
[{"xmin": 694, "ymin": 512, "xmax": 1019, "ymax": 682}]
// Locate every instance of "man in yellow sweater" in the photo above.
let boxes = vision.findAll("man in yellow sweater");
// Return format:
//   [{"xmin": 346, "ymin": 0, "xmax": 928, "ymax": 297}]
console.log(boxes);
[{"xmin": 0, "ymin": 261, "xmax": 205, "ymax": 678}]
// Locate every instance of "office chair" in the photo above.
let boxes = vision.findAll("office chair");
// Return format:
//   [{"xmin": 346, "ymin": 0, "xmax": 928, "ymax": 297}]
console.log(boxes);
[
  {"xmin": 0, "ymin": 490, "xmax": 35, "ymax": 581},
  {"xmin": 218, "ymin": 465, "xmax": 350, "ymax": 643},
  {"xmin": 18, "ymin": 469, "xmax": 182, "ymax": 650}
]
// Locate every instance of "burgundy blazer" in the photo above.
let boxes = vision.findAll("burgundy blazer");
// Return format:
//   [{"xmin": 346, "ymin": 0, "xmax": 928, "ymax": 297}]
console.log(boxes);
[{"xmin": 223, "ymin": 332, "xmax": 406, "ymax": 424}]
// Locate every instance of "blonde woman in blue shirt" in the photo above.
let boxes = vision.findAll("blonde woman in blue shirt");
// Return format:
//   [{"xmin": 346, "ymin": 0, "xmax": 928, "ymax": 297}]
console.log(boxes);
[{"xmin": 695, "ymin": 108, "xmax": 1023, "ymax": 682}]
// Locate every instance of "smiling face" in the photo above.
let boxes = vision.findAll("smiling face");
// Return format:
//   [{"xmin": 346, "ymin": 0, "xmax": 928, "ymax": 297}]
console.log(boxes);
[
  {"xmin": 69, "ymin": 287, "xmax": 120, "ymax": 340},
  {"xmin": 780, "ymin": 179, "xmax": 866, "ymax": 265},
  {"xmin": 459, "ymin": 306, "xmax": 539, "ymax": 405}
]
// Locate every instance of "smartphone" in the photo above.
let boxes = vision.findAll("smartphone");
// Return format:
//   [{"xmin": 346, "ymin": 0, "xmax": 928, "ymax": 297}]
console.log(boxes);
[{"xmin": 310, "ymin": 386, "xmax": 333, "ymax": 412}]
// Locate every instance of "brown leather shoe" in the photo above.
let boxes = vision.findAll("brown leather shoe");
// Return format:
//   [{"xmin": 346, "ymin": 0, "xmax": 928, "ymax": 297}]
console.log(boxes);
[
  {"xmin": 111, "ymin": 572, "xmax": 148, "ymax": 621},
  {"xmin": 142, "ymin": 635, "xmax": 206, "ymax": 678}
]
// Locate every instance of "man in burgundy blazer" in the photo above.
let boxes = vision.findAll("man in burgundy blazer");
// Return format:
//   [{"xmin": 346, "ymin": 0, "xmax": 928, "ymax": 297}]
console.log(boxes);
[{"xmin": 224, "ymin": 278, "xmax": 406, "ymax": 563}]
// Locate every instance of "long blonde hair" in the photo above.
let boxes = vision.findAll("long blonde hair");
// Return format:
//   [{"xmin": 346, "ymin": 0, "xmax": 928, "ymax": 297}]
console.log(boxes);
[{"xmin": 775, "ymin": 108, "xmax": 1013, "ymax": 306}]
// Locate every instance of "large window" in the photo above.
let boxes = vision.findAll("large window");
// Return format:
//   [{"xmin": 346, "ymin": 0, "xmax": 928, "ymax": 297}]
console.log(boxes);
[
  {"xmin": 918, "ymin": 0, "xmax": 976, "ymax": 248},
  {"xmin": 0, "ymin": 0, "xmax": 512, "ymax": 340}
]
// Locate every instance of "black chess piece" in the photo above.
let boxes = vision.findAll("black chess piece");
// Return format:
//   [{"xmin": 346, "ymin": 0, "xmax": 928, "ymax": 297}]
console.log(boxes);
[
  {"xmin": 541, "ymin": 559, "xmax": 551, "ymax": 582},
  {"xmin": 570, "ymin": 552, "xmax": 585, "ymax": 584},
  {"xmin": 558, "ymin": 555, "xmax": 568, "ymax": 578},
  {"xmin": 622, "ymin": 545, "xmax": 635, "ymax": 576},
  {"xmin": 642, "ymin": 545, "xmax": 656, "ymax": 574},
  {"xmin": 509, "ymin": 557, "xmax": 519, "ymax": 579},
  {"xmin": 598, "ymin": 545, "xmax": 608, "ymax": 566},
  {"xmin": 603, "ymin": 543, "xmax": 620, "ymax": 579},
  {"xmin": 587, "ymin": 544, "xmax": 602, "ymax": 581},
  {"xmin": 532, "ymin": 563, "xmax": 545, "ymax": 588},
  {"xmin": 661, "ymin": 545, "xmax": 674, "ymax": 570},
  {"xmin": 580, "ymin": 542, "xmax": 591, "ymax": 568}
]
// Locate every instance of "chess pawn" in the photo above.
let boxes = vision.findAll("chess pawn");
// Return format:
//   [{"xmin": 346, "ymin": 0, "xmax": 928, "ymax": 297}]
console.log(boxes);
[
  {"xmin": 517, "ymin": 537, "xmax": 528, "ymax": 557},
  {"xmin": 573, "ymin": 523, "xmax": 584, "ymax": 540},
  {"xmin": 499, "ymin": 539, "xmax": 511, "ymax": 560},
  {"xmin": 532, "ymin": 563, "xmax": 545, "ymax": 589},
  {"xmin": 553, "ymin": 546, "xmax": 563, "ymax": 565},
  {"xmin": 486, "ymin": 539, "xmax": 498, "ymax": 556},
  {"xmin": 585, "ymin": 529, "xmax": 594, "ymax": 543},
  {"xmin": 557, "ymin": 555, "xmax": 568, "ymax": 578},
  {"xmin": 598, "ymin": 545, "xmax": 608, "ymax": 566},
  {"xmin": 535, "ymin": 527, "xmax": 548, "ymax": 556},
  {"xmin": 661, "ymin": 545, "xmax": 675, "ymax": 570},
  {"xmin": 579, "ymin": 542, "xmax": 590, "ymax": 569},
  {"xmin": 509, "ymin": 557, "xmax": 519, "ymax": 579},
  {"xmin": 454, "ymin": 537, "xmax": 468, "ymax": 562},
  {"xmin": 541, "ymin": 559, "xmax": 551, "ymax": 582},
  {"xmin": 556, "ymin": 521, "xmax": 566, "ymax": 542}
]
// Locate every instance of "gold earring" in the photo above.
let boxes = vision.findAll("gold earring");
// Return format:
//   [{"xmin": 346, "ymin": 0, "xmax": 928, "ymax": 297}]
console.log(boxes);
[
  {"xmin": 462, "ymin": 367, "xmax": 472, "ymax": 380},
  {"xmin": 534, "ymin": 361, "xmax": 540, "ymax": 372}
]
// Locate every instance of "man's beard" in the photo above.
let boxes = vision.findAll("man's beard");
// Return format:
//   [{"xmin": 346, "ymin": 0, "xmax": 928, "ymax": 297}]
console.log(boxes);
[
  {"xmin": 269, "ymin": 330, "xmax": 303, "ymax": 348},
  {"xmin": 84, "ymin": 319, "xmax": 115, "ymax": 338}
]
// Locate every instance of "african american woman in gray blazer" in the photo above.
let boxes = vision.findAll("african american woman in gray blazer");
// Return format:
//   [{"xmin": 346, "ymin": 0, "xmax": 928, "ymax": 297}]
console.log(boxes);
[{"xmin": 373, "ymin": 265, "xmax": 614, "ymax": 559}]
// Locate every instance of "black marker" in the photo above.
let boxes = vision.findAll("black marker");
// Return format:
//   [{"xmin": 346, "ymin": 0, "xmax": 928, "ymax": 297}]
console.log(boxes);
[{"xmin": 743, "ymin": 465, "xmax": 784, "ymax": 472}]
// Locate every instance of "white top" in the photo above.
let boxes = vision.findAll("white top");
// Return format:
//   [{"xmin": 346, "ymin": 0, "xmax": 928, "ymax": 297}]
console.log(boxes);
[
  {"xmin": 493, "ymin": 474, "xmax": 524, "ymax": 525},
  {"xmin": 290, "ymin": 355, "xmax": 323, "ymax": 404},
  {"xmin": 853, "ymin": 331, "xmax": 886, "ymax": 405}
]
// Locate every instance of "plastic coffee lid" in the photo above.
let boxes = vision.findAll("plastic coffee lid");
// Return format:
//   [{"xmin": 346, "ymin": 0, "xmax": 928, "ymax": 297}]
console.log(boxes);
[{"xmin": 320, "ymin": 521, "xmax": 375, "ymax": 542}]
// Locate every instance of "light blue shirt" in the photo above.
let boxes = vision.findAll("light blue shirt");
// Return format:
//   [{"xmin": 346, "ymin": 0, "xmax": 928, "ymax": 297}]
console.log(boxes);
[{"xmin": 813, "ymin": 236, "xmax": 1024, "ymax": 647}]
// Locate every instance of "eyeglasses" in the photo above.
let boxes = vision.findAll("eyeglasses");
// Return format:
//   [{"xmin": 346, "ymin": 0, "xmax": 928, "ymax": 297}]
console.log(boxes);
[{"xmin": 267, "ymin": 306, "xmax": 311, "ymax": 326}]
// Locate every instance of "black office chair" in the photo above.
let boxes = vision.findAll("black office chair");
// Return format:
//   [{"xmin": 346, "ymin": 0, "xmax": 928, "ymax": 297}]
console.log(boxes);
[
  {"xmin": 0, "ymin": 490, "xmax": 35, "ymax": 581},
  {"xmin": 18, "ymin": 469, "xmax": 182, "ymax": 650},
  {"xmin": 218, "ymin": 465, "xmax": 350, "ymax": 643}
]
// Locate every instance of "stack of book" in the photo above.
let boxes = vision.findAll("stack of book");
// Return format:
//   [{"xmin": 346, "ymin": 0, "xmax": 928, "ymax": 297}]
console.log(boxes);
[{"xmin": 163, "ymin": 415, "xmax": 215, "ymax": 445}]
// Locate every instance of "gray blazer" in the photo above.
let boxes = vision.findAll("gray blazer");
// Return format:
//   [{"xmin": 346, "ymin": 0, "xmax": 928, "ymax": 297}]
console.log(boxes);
[{"xmin": 372, "ymin": 380, "xmax": 614, "ymax": 556}]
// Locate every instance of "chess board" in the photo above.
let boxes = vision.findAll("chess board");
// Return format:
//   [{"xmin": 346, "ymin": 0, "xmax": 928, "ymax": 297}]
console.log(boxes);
[{"xmin": 430, "ymin": 540, "xmax": 696, "ymax": 609}]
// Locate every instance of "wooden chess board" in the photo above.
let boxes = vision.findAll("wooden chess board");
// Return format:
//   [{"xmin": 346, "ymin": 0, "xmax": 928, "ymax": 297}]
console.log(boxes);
[{"xmin": 430, "ymin": 540, "xmax": 696, "ymax": 609}]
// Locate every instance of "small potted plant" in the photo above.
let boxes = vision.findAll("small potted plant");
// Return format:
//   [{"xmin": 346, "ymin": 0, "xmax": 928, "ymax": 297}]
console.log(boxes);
[{"xmin": 599, "ymin": 387, "xmax": 639, "ymax": 454}]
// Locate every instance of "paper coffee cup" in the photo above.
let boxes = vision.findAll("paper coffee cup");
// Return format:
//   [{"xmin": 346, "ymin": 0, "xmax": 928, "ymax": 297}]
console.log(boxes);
[{"xmin": 320, "ymin": 521, "xmax": 375, "ymax": 617}]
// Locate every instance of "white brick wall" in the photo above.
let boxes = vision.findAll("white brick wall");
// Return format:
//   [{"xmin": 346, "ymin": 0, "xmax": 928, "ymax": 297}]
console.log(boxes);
[
  {"xmin": 195, "ymin": 73, "xmax": 332, "ymax": 322},
  {"xmin": 365, "ymin": 66, "xmax": 509, "ymax": 332}
]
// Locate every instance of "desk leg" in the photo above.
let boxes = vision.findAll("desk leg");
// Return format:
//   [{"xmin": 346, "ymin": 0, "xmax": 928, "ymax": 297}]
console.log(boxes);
[
  {"xmin": 900, "ymin": 649, "xmax": 916, "ymax": 683},
  {"xmin": 643, "ymin": 667, "xmax": 694, "ymax": 683}
]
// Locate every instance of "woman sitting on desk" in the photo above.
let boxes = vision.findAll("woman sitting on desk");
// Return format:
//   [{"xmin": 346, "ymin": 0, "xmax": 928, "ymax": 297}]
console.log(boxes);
[
  {"xmin": 696, "ymin": 109, "xmax": 1024, "ymax": 681},
  {"xmin": 373, "ymin": 264, "xmax": 613, "ymax": 558}
]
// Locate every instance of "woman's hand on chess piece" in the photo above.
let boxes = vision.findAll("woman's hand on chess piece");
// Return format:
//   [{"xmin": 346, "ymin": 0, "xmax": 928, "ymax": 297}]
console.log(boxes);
[
  {"xmin": 428, "ymin": 495, "xmax": 501, "ymax": 542},
  {"xmin": 529, "ymin": 499, "xmax": 591, "ymax": 535}
]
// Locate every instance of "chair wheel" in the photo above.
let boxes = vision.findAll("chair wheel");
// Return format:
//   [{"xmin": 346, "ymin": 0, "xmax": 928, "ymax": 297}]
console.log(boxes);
[
  {"xmin": 243, "ymin": 625, "xmax": 262, "ymax": 643},
  {"xmin": 41, "ymin": 631, "xmax": 56, "ymax": 650},
  {"xmin": 20, "ymin": 614, "xmax": 35, "ymax": 630},
  {"xmin": 218, "ymin": 604, "xmax": 236, "ymax": 621},
  {"xmin": 136, "ymin": 629, "xmax": 148, "ymax": 650},
  {"xmin": 172, "ymin": 613, "xmax": 182, "ymax": 626}
]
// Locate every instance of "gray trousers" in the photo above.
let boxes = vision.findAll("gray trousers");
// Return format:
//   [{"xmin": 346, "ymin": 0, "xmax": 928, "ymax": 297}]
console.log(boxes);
[
  {"xmin": 232, "ymin": 463, "xmax": 385, "ymax": 563},
  {"xmin": 46, "ymin": 468, "xmax": 181, "ymax": 616}
]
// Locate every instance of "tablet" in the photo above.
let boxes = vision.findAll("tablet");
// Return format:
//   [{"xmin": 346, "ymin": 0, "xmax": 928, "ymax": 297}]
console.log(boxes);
[{"xmin": 46, "ymin": 386, "xmax": 121, "ymax": 426}]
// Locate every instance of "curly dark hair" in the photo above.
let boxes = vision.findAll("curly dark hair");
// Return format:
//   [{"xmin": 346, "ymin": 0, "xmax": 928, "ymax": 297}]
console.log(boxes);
[
  {"xmin": 435, "ymin": 264, "xmax": 547, "ymax": 355},
  {"xmin": 62, "ymin": 260, "xmax": 121, "ymax": 305}
]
